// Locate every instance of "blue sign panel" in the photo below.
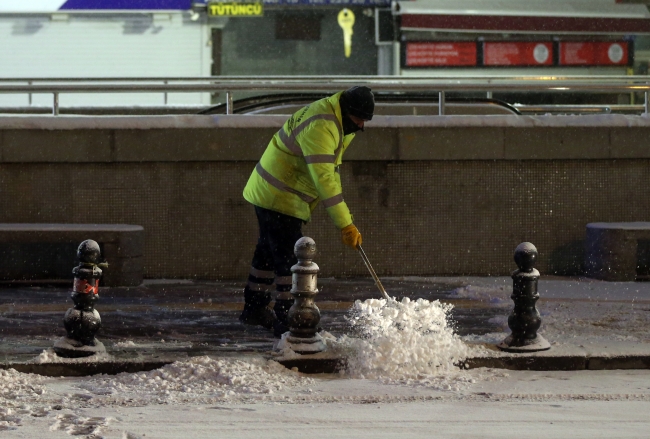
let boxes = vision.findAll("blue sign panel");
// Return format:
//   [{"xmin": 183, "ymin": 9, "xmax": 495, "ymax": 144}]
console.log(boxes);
[
  {"xmin": 59, "ymin": 0, "xmax": 192, "ymax": 9},
  {"xmin": 0, "ymin": 0, "xmax": 389, "ymax": 12}
]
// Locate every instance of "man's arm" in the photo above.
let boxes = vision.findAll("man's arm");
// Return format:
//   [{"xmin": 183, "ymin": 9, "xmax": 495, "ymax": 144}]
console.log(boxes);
[{"xmin": 299, "ymin": 121, "xmax": 353, "ymax": 229}]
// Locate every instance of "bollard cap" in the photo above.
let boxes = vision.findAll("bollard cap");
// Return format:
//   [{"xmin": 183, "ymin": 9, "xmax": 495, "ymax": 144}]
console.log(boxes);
[
  {"xmin": 294, "ymin": 237, "xmax": 316, "ymax": 261},
  {"xmin": 77, "ymin": 240, "xmax": 101, "ymax": 264},
  {"xmin": 514, "ymin": 242, "xmax": 538, "ymax": 272}
]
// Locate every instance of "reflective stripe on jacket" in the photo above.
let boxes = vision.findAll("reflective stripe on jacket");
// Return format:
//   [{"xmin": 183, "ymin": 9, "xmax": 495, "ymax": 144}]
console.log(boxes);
[{"xmin": 243, "ymin": 92, "xmax": 355, "ymax": 229}]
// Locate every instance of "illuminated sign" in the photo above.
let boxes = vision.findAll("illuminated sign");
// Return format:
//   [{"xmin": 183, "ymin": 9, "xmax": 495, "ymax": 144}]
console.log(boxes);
[
  {"xmin": 483, "ymin": 42, "xmax": 553, "ymax": 66},
  {"xmin": 403, "ymin": 40, "xmax": 633, "ymax": 69},
  {"xmin": 207, "ymin": 1, "xmax": 262, "ymax": 16},
  {"xmin": 559, "ymin": 42, "xmax": 630, "ymax": 66},
  {"xmin": 405, "ymin": 42, "xmax": 477, "ymax": 67}
]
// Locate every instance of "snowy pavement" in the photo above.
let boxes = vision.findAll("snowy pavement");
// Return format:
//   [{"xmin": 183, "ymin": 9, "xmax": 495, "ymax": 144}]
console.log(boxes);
[
  {"xmin": 3, "ymin": 367, "xmax": 650, "ymax": 438},
  {"xmin": 0, "ymin": 277, "xmax": 500, "ymax": 364},
  {"xmin": 1, "ymin": 276, "xmax": 650, "ymax": 437}
]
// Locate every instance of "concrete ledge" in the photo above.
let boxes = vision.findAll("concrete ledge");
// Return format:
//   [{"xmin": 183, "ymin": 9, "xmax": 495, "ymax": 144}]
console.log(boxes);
[
  {"xmin": 2, "ymin": 114, "xmax": 650, "ymax": 130},
  {"xmin": 1, "ymin": 360, "xmax": 173, "ymax": 377},
  {"xmin": 587, "ymin": 356, "xmax": 650, "ymax": 370},
  {"xmin": 0, "ymin": 223, "xmax": 144, "ymax": 287},
  {"xmin": 462, "ymin": 356, "xmax": 586, "ymax": 371},
  {"xmin": 275, "ymin": 357, "xmax": 347, "ymax": 374},
  {"xmin": 2, "ymin": 114, "xmax": 650, "ymax": 162},
  {"xmin": 0, "ymin": 115, "xmax": 288, "ymax": 130},
  {"xmin": 5, "ymin": 352, "xmax": 650, "ymax": 376},
  {"xmin": 464, "ymin": 355, "xmax": 650, "ymax": 371},
  {"xmin": 584, "ymin": 222, "xmax": 650, "ymax": 281}
]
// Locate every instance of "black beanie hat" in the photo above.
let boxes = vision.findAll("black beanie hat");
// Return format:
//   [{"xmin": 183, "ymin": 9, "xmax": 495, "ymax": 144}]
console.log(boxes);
[{"xmin": 340, "ymin": 86, "xmax": 375, "ymax": 121}]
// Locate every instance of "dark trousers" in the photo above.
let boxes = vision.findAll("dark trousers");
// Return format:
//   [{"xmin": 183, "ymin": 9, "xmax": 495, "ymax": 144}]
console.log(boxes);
[{"xmin": 243, "ymin": 206, "xmax": 303, "ymax": 307}]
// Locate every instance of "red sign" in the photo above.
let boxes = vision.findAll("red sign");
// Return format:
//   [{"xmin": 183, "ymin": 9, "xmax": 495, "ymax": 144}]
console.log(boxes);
[
  {"xmin": 405, "ymin": 42, "xmax": 477, "ymax": 67},
  {"xmin": 483, "ymin": 42, "xmax": 553, "ymax": 66},
  {"xmin": 559, "ymin": 42, "xmax": 629, "ymax": 66}
]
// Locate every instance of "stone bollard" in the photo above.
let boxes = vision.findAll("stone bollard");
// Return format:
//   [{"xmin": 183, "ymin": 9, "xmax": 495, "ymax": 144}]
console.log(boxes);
[
  {"xmin": 498, "ymin": 242, "xmax": 551, "ymax": 353},
  {"xmin": 53, "ymin": 240, "xmax": 108, "ymax": 358},
  {"xmin": 276, "ymin": 237, "xmax": 326, "ymax": 354}
]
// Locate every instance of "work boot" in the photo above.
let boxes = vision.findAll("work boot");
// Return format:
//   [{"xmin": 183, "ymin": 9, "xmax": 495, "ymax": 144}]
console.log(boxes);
[
  {"xmin": 239, "ymin": 291, "xmax": 276, "ymax": 330},
  {"xmin": 273, "ymin": 298, "xmax": 293, "ymax": 338}
]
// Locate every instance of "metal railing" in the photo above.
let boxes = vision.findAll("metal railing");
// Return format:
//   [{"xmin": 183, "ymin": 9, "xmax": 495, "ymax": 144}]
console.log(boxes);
[{"xmin": 0, "ymin": 76, "xmax": 649, "ymax": 116}]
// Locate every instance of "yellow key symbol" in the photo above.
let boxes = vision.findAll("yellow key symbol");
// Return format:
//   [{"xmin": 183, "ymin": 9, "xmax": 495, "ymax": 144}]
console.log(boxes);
[{"xmin": 338, "ymin": 8, "xmax": 355, "ymax": 58}]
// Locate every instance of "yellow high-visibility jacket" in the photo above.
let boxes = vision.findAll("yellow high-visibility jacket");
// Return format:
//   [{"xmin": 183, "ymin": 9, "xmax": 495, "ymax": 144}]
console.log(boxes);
[{"xmin": 243, "ymin": 92, "xmax": 355, "ymax": 229}]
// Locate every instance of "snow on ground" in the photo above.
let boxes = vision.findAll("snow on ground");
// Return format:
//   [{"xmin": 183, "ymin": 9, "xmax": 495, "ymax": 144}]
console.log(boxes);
[
  {"xmin": 1, "ymin": 294, "xmax": 481, "ymax": 435},
  {"xmin": 3, "ymin": 277, "xmax": 650, "ymax": 437},
  {"xmin": 447, "ymin": 277, "xmax": 650, "ymax": 345},
  {"xmin": 450, "ymin": 283, "xmax": 512, "ymax": 305},
  {"xmin": 0, "ymin": 369, "xmax": 48, "ymax": 431},
  {"xmin": 3, "ymin": 369, "xmax": 650, "ymax": 438},
  {"xmin": 77, "ymin": 356, "xmax": 314, "ymax": 406},
  {"xmin": 444, "ymin": 275, "xmax": 650, "ymax": 302},
  {"xmin": 541, "ymin": 299, "xmax": 650, "ymax": 344}
]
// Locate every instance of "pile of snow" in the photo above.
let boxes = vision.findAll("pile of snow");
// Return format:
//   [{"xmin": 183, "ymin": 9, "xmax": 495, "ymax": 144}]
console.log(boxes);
[
  {"xmin": 0, "ymin": 369, "xmax": 48, "ymax": 431},
  {"xmin": 339, "ymin": 297, "xmax": 469, "ymax": 383},
  {"xmin": 79, "ymin": 356, "xmax": 314, "ymax": 404},
  {"xmin": 0, "ymin": 368, "xmax": 47, "ymax": 402}
]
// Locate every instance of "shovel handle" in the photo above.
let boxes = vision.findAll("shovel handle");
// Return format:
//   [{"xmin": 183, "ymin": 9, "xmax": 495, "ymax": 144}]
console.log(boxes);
[{"xmin": 357, "ymin": 245, "xmax": 391, "ymax": 301}]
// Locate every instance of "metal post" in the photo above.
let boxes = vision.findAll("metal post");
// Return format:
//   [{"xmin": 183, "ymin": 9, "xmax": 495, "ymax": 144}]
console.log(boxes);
[
  {"xmin": 164, "ymin": 80, "xmax": 168, "ymax": 105},
  {"xmin": 645, "ymin": 91, "xmax": 649, "ymax": 116},
  {"xmin": 275, "ymin": 237, "xmax": 326, "ymax": 354},
  {"xmin": 498, "ymin": 242, "xmax": 551, "ymax": 353},
  {"xmin": 53, "ymin": 92, "xmax": 59, "ymax": 116},
  {"xmin": 53, "ymin": 240, "xmax": 107, "ymax": 358},
  {"xmin": 392, "ymin": 42, "xmax": 401, "ymax": 75},
  {"xmin": 226, "ymin": 91, "xmax": 233, "ymax": 114},
  {"xmin": 28, "ymin": 81, "xmax": 32, "ymax": 106},
  {"xmin": 438, "ymin": 91, "xmax": 445, "ymax": 115},
  {"xmin": 486, "ymin": 91, "xmax": 493, "ymax": 99}
]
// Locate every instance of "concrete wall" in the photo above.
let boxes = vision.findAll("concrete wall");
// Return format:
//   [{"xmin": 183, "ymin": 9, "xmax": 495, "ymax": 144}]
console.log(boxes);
[{"xmin": 1, "ymin": 114, "xmax": 650, "ymax": 279}]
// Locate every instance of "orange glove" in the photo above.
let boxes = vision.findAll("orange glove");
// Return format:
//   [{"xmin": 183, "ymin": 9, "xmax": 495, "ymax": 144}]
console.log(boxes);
[{"xmin": 341, "ymin": 224, "xmax": 362, "ymax": 249}]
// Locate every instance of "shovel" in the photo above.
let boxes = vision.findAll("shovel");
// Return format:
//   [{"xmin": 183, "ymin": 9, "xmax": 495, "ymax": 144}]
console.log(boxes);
[{"xmin": 357, "ymin": 245, "xmax": 391, "ymax": 301}]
